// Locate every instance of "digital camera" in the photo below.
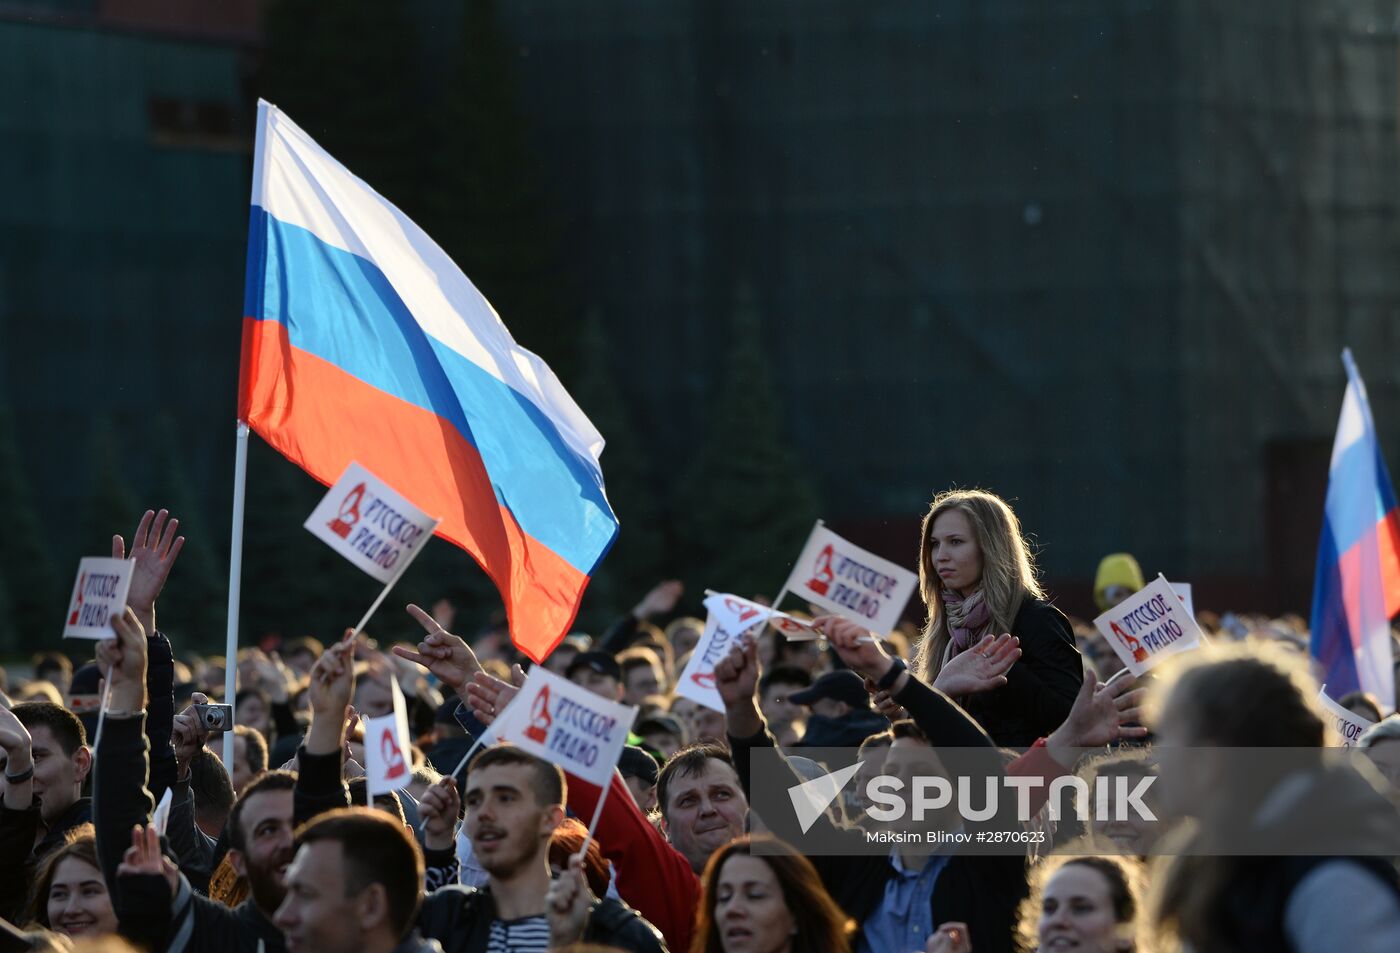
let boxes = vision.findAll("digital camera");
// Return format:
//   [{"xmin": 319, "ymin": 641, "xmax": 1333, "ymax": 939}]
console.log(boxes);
[{"xmin": 193, "ymin": 703, "xmax": 234, "ymax": 732}]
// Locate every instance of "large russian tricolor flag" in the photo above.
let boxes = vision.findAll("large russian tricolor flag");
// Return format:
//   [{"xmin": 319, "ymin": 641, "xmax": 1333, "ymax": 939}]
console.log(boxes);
[
  {"xmin": 239, "ymin": 102, "xmax": 618, "ymax": 662},
  {"xmin": 1310, "ymin": 349, "xmax": 1399, "ymax": 714}
]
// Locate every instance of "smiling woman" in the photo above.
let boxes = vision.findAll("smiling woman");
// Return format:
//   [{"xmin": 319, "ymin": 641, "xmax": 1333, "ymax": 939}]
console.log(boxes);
[
  {"xmin": 28, "ymin": 825, "xmax": 118, "ymax": 939},
  {"xmin": 1016, "ymin": 851, "xmax": 1149, "ymax": 953},
  {"xmin": 912, "ymin": 489, "xmax": 1085, "ymax": 748}
]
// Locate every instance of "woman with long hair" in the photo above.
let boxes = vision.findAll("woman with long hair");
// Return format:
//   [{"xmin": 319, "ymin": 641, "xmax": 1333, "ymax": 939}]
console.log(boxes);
[
  {"xmin": 27, "ymin": 826, "xmax": 118, "ymax": 939},
  {"xmin": 1016, "ymin": 851, "xmax": 1149, "ymax": 953},
  {"xmin": 691, "ymin": 835, "xmax": 853, "ymax": 953},
  {"xmin": 1145, "ymin": 643, "xmax": 1400, "ymax": 952},
  {"xmin": 911, "ymin": 489, "xmax": 1083, "ymax": 747}
]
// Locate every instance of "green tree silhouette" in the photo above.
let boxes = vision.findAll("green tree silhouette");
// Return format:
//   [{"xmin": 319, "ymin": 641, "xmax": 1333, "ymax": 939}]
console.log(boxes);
[
  {"xmin": 0, "ymin": 406, "xmax": 57, "ymax": 650},
  {"xmin": 421, "ymin": 0, "xmax": 576, "ymax": 378},
  {"xmin": 149, "ymin": 415, "xmax": 228, "ymax": 651},
  {"xmin": 82, "ymin": 416, "xmax": 142, "ymax": 566},
  {"xmin": 568, "ymin": 310, "xmax": 664, "ymax": 629},
  {"xmin": 674, "ymin": 285, "xmax": 822, "ymax": 600},
  {"xmin": 259, "ymin": 0, "xmax": 426, "ymax": 216}
]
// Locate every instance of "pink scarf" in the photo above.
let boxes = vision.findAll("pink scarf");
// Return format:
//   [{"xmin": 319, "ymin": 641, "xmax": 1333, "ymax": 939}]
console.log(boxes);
[{"xmin": 943, "ymin": 587, "xmax": 992, "ymax": 654}]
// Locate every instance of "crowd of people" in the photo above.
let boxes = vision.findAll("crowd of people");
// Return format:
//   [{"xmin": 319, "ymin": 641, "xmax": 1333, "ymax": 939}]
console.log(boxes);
[{"xmin": 0, "ymin": 489, "xmax": 1397, "ymax": 953}]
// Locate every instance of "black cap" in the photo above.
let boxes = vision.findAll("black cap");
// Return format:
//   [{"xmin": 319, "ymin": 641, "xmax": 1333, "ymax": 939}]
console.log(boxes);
[
  {"xmin": 789, "ymin": 670, "xmax": 870, "ymax": 709},
  {"xmin": 635, "ymin": 714, "xmax": 684, "ymax": 740},
  {"xmin": 619, "ymin": 745, "xmax": 661, "ymax": 786},
  {"xmin": 565, "ymin": 650, "xmax": 621, "ymax": 683},
  {"xmin": 69, "ymin": 662, "xmax": 101, "ymax": 695}
]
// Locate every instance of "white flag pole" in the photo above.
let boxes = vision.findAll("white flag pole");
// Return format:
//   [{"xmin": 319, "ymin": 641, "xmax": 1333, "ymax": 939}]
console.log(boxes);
[
  {"xmin": 577, "ymin": 769, "xmax": 616, "ymax": 860},
  {"xmin": 771, "ymin": 518, "xmax": 825, "ymax": 614},
  {"xmin": 350, "ymin": 519, "xmax": 441, "ymax": 637},
  {"xmin": 351, "ymin": 580, "xmax": 402, "ymax": 638},
  {"xmin": 222, "ymin": 421, "xmax": 250, "ymax": 772}
]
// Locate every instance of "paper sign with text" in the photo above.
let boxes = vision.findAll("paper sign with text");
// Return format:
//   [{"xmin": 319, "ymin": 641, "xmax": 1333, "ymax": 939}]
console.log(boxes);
[
  {"xmin": 780, "ymin": 522, "xmax": 917, "ymax": 636},
  {"xmin": 676, "ymin": 595, "xmax": 770, "ymax": 713},
  {"xmin": 364, "ymin": 677, "xmax": 414, "ymax": 796},
  {"xmin": 498, "ymin": 666, "xmax": 636, "ymax": 788},
  {"xmin": 1093, "ymin": 574, "xmax": 1203, "ymax": 676},
  {"xmin": 64, "ymin": 557, "xmax": 134, "ymax": 640},
  {"xmin": 305, "ymin": 461, "xmax": 441, "ymax": 584},
  {"xmin": 1318, "ymin": 686, "xmax": 1377, "ymax": 747}
]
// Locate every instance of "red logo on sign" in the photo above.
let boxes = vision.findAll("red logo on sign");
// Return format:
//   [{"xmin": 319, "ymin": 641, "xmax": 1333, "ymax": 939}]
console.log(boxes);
[
  {"xmin": 724, "ymin": 597, "xmax": 761, "ymax": 625},
  {"xmin": 329, "ymin": 482, "xmax": 367, "ymax": 539},
  {"xmin": 806, "ymin": 545, "xmax": 835, "ymax": 596},
  {"xmin": 381, "ymin": 727, "xmax": 407, "ymax": 780},
  {"xmin": 525, "ymin": 686, "xmax": 553, "ymax": 743},
  {"xmin": 691, "ymin": 671, "xmax": 716, "ymax": 690},
  {"xmin": 69, "ymin": 572, "xmax": 85, "ymax": 626},
  {"xmin": 1110, "ymin": 621, "xmax": 1148, "ymax": 663}
]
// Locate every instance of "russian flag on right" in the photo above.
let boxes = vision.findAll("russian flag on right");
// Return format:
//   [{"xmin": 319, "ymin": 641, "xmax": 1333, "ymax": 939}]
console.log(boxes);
[{"xmin": 1311, "ymin": 349, "xmax": 1400, "ymax": 714}]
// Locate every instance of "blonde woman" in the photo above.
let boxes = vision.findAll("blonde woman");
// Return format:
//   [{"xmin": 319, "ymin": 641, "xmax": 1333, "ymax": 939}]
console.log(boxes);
[{"xmin": 910, "ymin": 489, "xmax": 1083, "ymax": 747}]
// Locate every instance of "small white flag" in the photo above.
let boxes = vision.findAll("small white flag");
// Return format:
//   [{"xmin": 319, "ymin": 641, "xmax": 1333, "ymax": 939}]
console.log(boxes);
[
  {"xmin": 305, "ymin": 461, "xmax": 440, "ymax": 584},
  {"xmin": 152, "ymin": 786, "xmax": 174, "ymax": 836},
  {"xmin": 498, "ymin": 666, "xmax": 636, "ymax": 788},
  {"xmin": 363, "ymin": 677, "xmax": 414, "ymax": 796},
  {"xmin": 1317, "ymin": 685, "xmax": 1377, "ymax": 747},
  {"xmin": 779, "ymin": 522, "xmax": 917, "ymax": 636},
  {"xmin": 1093, "ymin": 574, "xmax": 1204, "ymax": 676},
  {"xmin": 674, "ymin": 593, "xmax": 771, "ymax": 713}
]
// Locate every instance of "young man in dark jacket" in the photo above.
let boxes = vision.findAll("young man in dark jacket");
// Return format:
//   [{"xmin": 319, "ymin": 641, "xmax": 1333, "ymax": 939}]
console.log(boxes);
[{"xmin": 415, "ymin": 744, "xmax": 666, "ymax": 953}]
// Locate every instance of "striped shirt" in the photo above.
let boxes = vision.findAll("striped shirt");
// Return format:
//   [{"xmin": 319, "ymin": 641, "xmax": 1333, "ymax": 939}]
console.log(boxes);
[{"xmin": 486, "ymin": 915, "xmax": 550, "ymax": 953}]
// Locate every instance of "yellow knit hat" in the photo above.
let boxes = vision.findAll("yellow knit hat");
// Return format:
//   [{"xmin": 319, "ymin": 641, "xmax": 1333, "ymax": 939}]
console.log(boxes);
[{"xmin": 1094, "ymin": 553, "xmax": 1145, "ymax": 611}]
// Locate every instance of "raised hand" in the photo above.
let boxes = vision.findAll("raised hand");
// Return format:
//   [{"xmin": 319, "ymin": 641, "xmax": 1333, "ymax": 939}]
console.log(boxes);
[
  {"xmin": 306, "ymin": 632, "xmax": 357, "ymax": 756},
  {"xmin": 113, "ymin": 509, "xmax": 185, "ymax": 636},
  {"xmin": 0, "ymin": 705, "xmax": 34, "ymax": 808},
  {"xmin": 418, "ymin": 776, "xmax": 461, "ymax": 851},
  {"xmin": 923, "ymin": 921, "xmax": 972, "ymax": 953},
  {"xmin": 97, "ymin": 608, "xmax": 150, "ymax": 712},
  {"xmin": 1046, "ymin": 669, "xmax": 1148, "ymax": 767},
  {"xmin": 545, "ymin": 853, "xmax": 594, "ymax": 948},
  {"xmin": 465, "ymin": 670, "xmax": 519, "ymax": 727},
  {"xmin": 633, "ymin": 579, "xmax": 683, "ymax": 620},
  {"xmin": 863, "ymin": 678, "xmax": 909, "ymax": 721},
  {"xmin": 239, "ymin": 649, "xmax": 292, "ymax": 704},
  {"xmin": 714, "ymin": 640, "xmax": 760, "ymax": 709},
  {"xmin": 117, "ymin": 824, "xmax": 179, "ymax": 894},
  {"xmin": 812, "ymin": 615, "xmax": 892, "ymax": 681},
  {"xmin": 932, "ymin": 633, "xmax": 1021, "ymax": 697},
  {"xmin": 172, "ymin": 692, "xmax": 211, "ymax": 777},
  {"xmin": 714, "ymin": 640, "xmax": 762, "ymax": 738},
  {"xmin": 392, "ymin": 604, "xmax": 482, "ymax": 699}
]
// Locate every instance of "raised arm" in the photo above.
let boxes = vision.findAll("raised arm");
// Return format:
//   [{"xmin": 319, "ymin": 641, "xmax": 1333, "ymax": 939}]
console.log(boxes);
[
  {"xmin": 113, "ymin": 508, "xmax": 184, "ymax": 646},
  {"xmin": 0, "ymin": 705, "xmax": 38, "ymax": 921},
  {"xmin": 597, "ymin": 580, "xmax": 683, "ymax": 655},
  {"xmin": 93, "ymin": 608, "xmax": 156, "ymax": 890},
  {"xmin": 391, "ymin": 604, "xmax": 482, "ymax": 705},
  {"xmin": 295, "ymin": 632, "xmax": 356, "ymax": 826},
  {"xmin": 165, "ymin": 695, "xmax": 218, "ymax": 887},
  {"xmin": 113, "ymin": 508, "xmax": 186, "ymax": 802}
]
